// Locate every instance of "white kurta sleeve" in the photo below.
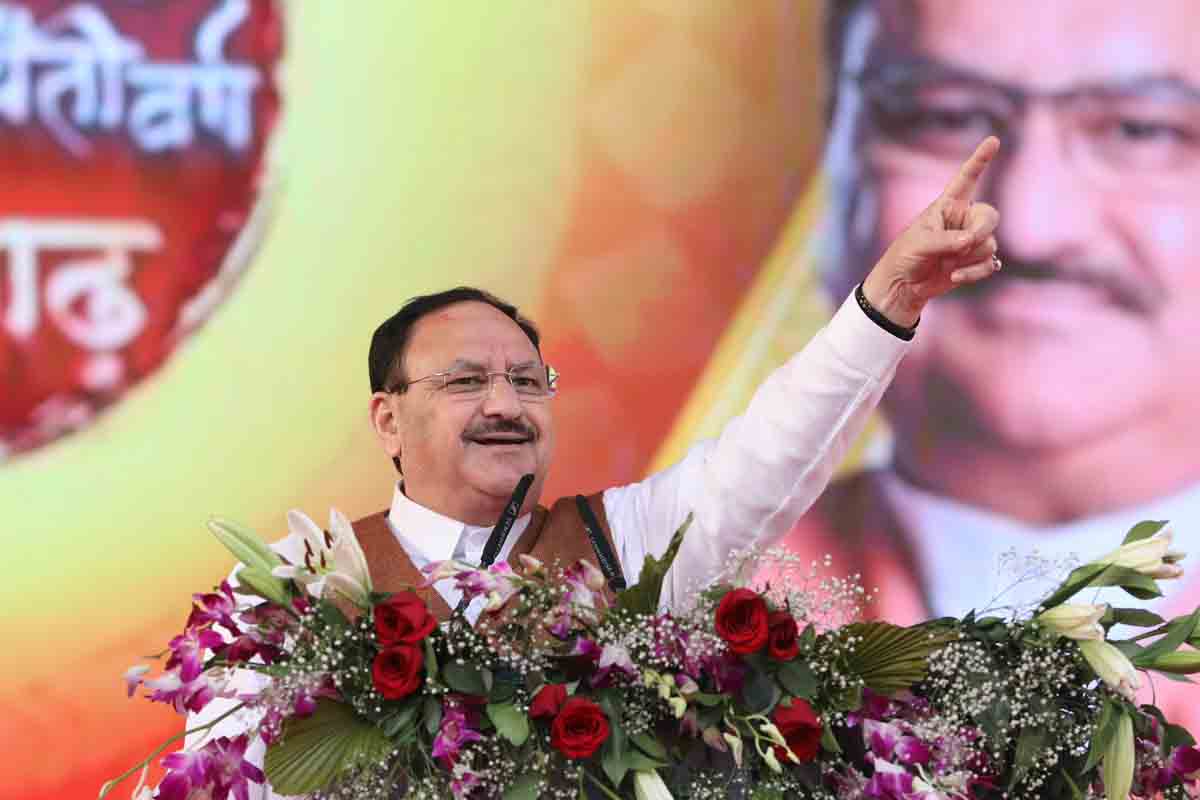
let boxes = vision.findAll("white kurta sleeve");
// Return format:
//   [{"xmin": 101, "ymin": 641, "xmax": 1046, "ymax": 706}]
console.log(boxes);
[{"xmin": 602, "ymin": 292, "xmax": 910, "ymax": 608}]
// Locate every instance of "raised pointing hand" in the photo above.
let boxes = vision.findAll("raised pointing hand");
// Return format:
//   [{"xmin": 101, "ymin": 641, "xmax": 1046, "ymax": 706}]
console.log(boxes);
[{"xmin": 861, "ymin": 136, "xmax": 1002, "ymax": 328}]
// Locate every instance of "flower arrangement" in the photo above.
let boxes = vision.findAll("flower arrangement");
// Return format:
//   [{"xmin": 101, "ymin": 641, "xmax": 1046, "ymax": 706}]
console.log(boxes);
[{"xmin": 105, "ymin": 513, "xmax": 1200, "ymax": 799}]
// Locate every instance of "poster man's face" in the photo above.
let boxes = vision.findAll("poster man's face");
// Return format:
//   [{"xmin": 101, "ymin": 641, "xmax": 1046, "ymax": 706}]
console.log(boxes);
[{"xmin": 828, "ymin": 0, "xmax": 1200, "ymax": 455}]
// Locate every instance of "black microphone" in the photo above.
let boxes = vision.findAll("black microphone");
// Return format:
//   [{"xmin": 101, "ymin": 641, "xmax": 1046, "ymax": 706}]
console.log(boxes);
[{"xmin": 453, "ymin": 473, "xmax": 535, "ymax": 618}]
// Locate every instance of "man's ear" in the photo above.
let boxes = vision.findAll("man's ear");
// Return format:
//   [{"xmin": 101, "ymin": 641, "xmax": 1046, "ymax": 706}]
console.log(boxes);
[{"xmin": 369, "ymin": 392, "xmax": 403, "ymax": 460}]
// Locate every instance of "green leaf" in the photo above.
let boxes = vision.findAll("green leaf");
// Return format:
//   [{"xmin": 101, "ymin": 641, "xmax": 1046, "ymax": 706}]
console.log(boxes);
[
  {"xmin": 1164, "ymin": 722, "xmax": 1197, "ymax": 749},
  {"xmin": 777, "ymin": 660, "xmax": 818, "ymax": 700},
  {"xmin": 486, "ymin": 703, "xmax": 530, "ymax": 747},
  {"xmin": 1101, "ymin": 607, "xmax": 1166, "ymax": 630},
  {"xmin": 1143, "ymin": 650, "xmax": 1200, "ymax": 675},
  {"xmin": 1133, "ymin": 609, "xmax": 1200, "ymax": 668},
  {"xmin": 800, "ymin": 624, "xmax": 816, "ymax": 649},
  {"xmin": 423, "ymin": 638, "xmax": 439, "ymax": 683},
  {"xmin": 631, "ymin": 732, "xmax": 668, "ymax": 762},
  {"xmin": 975, "ymin": 697, "xmax": 1010, "ymax": 742},
  {"xmin": 1102, "ymin": 711, "xmax": 1135, "ymax": 800},
  {"xmin": 1009, "ymin": 726, "xmax": 1048, "ymax": 789},
  {"xmin": 626, "ymin": 750, "xmax": 668, "ymax": 772},
  {"xmin": 830, "ymin": 683, "xmax": 864, "ymax": 713},
  {"xmin": 443, "ymin": 661, "xmax": 489, "ymax": 696},
  {"xmin": 1084, "ymin": 699, "xmax": 1119, "ymax": 774},
  {"xmin": 382, "ymin": 701, "xmax": 419, "ymax": 738},
  {"xmin": 423, "ymin": 695, "xmax": 442, "ymax": 736},
  {"xmin": 502, "ymin": 773, "xmax": 542, "ymax": 800},
  {"xmin": 264, "ymin": 699, "xmax": 393, "ymax": 795},
  {"xmin": 820, "ymin": 725, "xmax": 842, "ymax": 754},
  {"xmin": 1123, "ymin": 520, "xmax": 1168, "ymax": 545},
  {"xmin": 842, "ymin": 622, "xmax": 956, "ymax": 694},
  {"xmin": 599, "ymin": 690, "xmax": 628, "ymax": 787},
  {"xmin": 207, "ymin": 517, "xmax": 283, "ymax": 573},
  {"xmin": 601, "ymin": 745, "xmax": 628, "ymax": 788},
  {"xmin": 319, "ymin": 600, "xmax": 350, "ymax": 631},
  {"xmin": 1042, "ymin": 563, "xmax": 1163, "ymax": 609},
  {"xmin": 1060, "ymin": 768, "xmax": 1085, "ymax": 800},
  {"xmin": 692, "ymin": 692, "xmax": 725, "ymax": 707},
  {"xmin": 741, "ymin": 666, "xmax": 781, "ymax": 715},
  {"xmin": 615, "ymin": 513, "xmax": 692, "ymax": 615}
]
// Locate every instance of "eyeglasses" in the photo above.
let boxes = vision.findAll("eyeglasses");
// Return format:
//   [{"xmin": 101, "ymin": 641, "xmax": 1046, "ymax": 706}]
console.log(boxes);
[
  {"xmin": 849, "ymin": 62, "xmax": 1200, "ymax": 184},
  {"xmin": 390, "ymin": 364, "xmax": 559, "ymax": 401}
]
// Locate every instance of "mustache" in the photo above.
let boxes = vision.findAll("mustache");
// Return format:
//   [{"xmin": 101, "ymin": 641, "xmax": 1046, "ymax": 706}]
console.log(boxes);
[
  {"xmin": 462, "ymin": 419, "xmax": 537, "ymax": 441},
  {"xmin": 957, "ymin": 258, "xmax": 1166, "ymax": 315}
]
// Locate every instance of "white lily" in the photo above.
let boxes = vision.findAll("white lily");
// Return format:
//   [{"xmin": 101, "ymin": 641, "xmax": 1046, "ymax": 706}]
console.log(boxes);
[
  {"xmin": 271, "ymin": 508, "xmax": 373, "ymax": 607},
  {"xmin": 633, "ymin": 769, "xmax": 673, "ymax": 800},
  {"xmin": 1037, "ymin": 603, "xmax": 1106, "ymax": 641},
  {"xmin": 1097, "ymin": 529, "xmax": 1185, "ymax": 580},
  {"xmin": 1079, "ymin": 639, "xmax": 1140, "ymax": 700}
]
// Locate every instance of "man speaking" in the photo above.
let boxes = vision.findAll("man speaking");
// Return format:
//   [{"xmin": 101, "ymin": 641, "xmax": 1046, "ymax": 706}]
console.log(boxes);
[{"xmin": 190, "ymin": 138, "xmax": 1001, "ymax": 796}]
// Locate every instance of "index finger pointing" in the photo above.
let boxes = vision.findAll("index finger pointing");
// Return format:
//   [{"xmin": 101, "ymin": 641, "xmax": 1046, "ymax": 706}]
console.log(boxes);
[{"xmin": 941, "ymin": 135, "xmax": 1000, "ymax": 206}]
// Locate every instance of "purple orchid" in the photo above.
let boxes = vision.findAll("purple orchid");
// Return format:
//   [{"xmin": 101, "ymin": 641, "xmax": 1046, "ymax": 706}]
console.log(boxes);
[
  {"xmin": 450, "ymin": 768, "xmax": 481, "ymax": 799},
  {"xmin": 186, "ymin": 580, "xmax": 241, "ymax": 635},
  {"xmin": 158, "ymin": 749, "xmax": 211, "ymax": 800},
  {"xmin": 423, "ymin": 559, "xmax": 524, "ymax": 613},
  {"xmin": 571, "ymin": 636, "xmax": 603, "ymax": 660},
  {"xmin": 432, "ymin": 698, "xmax": 483, "ymax": 766},
  {"xmin": 864, "ymin": 719, "xmax": 932, "ymax": 766},
  {"xmin": 546, "ymin": 603, "xmax": 575, "ymax": 639},
  {"xmin": 204, "ymin": 735, "xmax": 266, "ymax": 800},
  {"xmin": 847, "ymin": 688, "xmax": 897, "ymax": 727},
  {"xmin": 123, "ymin": 664, "xmax": 150, "ymax": 698},
  {"xmin": 863, "ymin": 758, "xmax": 916, "ymax": 800},
  {"xmin": 144, "ymin": 670, "xmax": 225, "ymax": 715},
  {"xmin": 591, "ymin": 642, "xmax": 638, "ymax": 687},
  {"xmin": 649, "ymin": 617, "xmax": 704, "ymax": 679},
  {"xmin": 1171, "ymin": 745, "xmax": 1200, "ymax": 781},
  {"xmin": 561, "ymin": 559, "xmax": 607, "ymax": 620},
  {"xmin": 165, "ymin": 627, "xmax": 225, "ymax": 681},
  {"xmin": 705, "ymin": 652, "xmax": 747, "ymax": 694}
]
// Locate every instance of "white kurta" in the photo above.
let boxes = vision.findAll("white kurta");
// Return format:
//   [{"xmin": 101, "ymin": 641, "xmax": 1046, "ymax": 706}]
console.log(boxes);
[{"xmin": 185, "ymin": 293, "xmax": 910, "ymax": 798}]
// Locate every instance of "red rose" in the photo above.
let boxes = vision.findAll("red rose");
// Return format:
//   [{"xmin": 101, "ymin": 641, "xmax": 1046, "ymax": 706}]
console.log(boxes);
[
  {"xmin": 550, "ymin": 696, "xmax": 610, "ymax": 759},
  {"xmin": 374, "ymin": 591, "xmax": 437, "ymax": 645},
  {"xmin": 766, "ymin": 610, "xmax": 800, "ymax": 661},
  {"xmin": 772, "ymin": 698, "xmax": 822, "ymax": 763},
  {"xmin": 714, "ymin": 588, "xmax": 769, "ymax": 654},
  {"xmin": 529, "ymin": 683, "xmax": 568, "ymax": 720},
  {"xmin": 372, "ymin": 644, "xmax": 424, "ymax": 700}
]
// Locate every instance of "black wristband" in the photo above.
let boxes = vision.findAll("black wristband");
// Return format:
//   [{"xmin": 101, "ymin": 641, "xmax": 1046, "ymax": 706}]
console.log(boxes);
[{"xmin": 855, "ymin": 283, "xmax": 918, "ymax": 341}]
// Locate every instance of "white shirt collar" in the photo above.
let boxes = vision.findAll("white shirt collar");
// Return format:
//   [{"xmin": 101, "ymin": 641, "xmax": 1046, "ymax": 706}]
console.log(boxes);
[
  {"xmin": 384, "ymin": 482, "xmax": 533, "ymax": 572},
  {"xmin": 878, "ymin": 471, "xmax": 1200, "ymax": 619}
]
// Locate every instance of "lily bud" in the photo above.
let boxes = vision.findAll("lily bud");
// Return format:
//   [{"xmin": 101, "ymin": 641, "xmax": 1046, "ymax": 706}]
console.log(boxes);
[
  {"xmin": 758, "ymin": 722, "xmax": 787, "ymax": 748},
  {"xmin": 723, "ymin": 732, "xmax": 744, "ymax": 767},
  {"xmin": 1097, "ymin": 529, "xmax": 1184, "ymax": 580},
  {"xmin": 1143, "ymin": 650, "xmax": 1200, "ymax": 675},
  {"xmin": 668, "ymin": 696, "xmax": 687, "ymax": 719},
  {"xmin": 1079, "ymin": 640, "xmax": 1140, "ymax": 700},
  {"xmin": 702, "ymin": 727, "xmax": 727, "ymax": 752},
  {"xmin": 763, "ymin": 746, "xmax": 783, "ymax": 774},
  {"xmin": 1037, "ymin": 603, "xmax": 1106, "ymax": 641}
]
